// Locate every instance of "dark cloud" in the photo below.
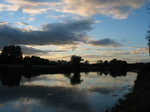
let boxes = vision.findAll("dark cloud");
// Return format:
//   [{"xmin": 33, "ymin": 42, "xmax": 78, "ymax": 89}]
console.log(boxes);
[
  {"xmin": 0, "ymin": 44, "xmax": 48, "ymax": 55},
  {"xmin": 47, "ymin": 50, "xmax": 68, "ymax": 52},
  {"xmin": 0, "ymin": 44, "xmax": 68, "ymax": 56},
  {"xmin": 21, "ymin": 46, "xmax": 68, "ymax": 55},
  {"xmin": 0, "ymin": 19, "xmax": 93, "ymax": 46},
  {"xmin": 22, "ymin": 22, "xmax": 29, "ymax": 25},
  {"xmin": 20, "ymin": 45, "xmax": 48, "ymax": 55},
  {"xmin": 89, "ymin": 38, "xmax": 124, "ymax": 47}
]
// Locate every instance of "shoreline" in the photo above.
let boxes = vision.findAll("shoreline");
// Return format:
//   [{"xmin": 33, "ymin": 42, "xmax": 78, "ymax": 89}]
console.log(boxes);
[{"xmin": 109, "ymin": 64, "xmax": 150, "ymax": 112}]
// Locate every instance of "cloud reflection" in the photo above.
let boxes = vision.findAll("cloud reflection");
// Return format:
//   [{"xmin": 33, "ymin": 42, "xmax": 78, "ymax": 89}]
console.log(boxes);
[
  {"xmin": 0, "ymin": 84, "xmax": 92, "ymax": 112},
  {"xmin": 88, "ymin": 86, "xmax": 119, "ymax": 95}
]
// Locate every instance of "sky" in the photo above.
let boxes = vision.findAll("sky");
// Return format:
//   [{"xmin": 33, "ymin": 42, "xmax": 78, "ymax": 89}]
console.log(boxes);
[{"xmin": 0, "ymin": 0, "xmax": 150, "ymax": 63}]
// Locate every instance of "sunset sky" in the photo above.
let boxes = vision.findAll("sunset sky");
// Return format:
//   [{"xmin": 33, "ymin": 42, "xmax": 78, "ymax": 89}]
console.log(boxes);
[{"xmin": 0, "ymin": 0, "xmax": 150, "ymax": 63}]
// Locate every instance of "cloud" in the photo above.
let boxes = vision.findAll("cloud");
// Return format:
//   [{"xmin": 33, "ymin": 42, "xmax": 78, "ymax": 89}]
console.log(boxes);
[
  {"xmin": 1, "ymin": 0, "xmax": 60, "ymax": 14},
  {"xmin": 20, "ymin": 45, "xmax": 48, "ymax": 55},
  {"xmin": 57, "ymin": 45, "xmax": 78, "ymax": 52},
  {"xmin": 88, "ymin": 87, "xmax": 118, "ymax": 94},
  {"xmin": 15, "ymin": 22, "xmax": 24, "ymax": 25},
  {"xmin": 46, "ymin": 15, "xmax": 65, "ymax": 18},
  {"xmin": 0, "ymin": 0, "xmax": 145, "ymax": 19},
  {"xmin": 0, "ymin": 85, "xmax": 92, "ymax": 112},
  {"xmin": 88, "ymin": 38, "xmax": 124, "ymax": 47},
  {"xmin": 59, "ymin": 0, "xmax": 145, "ymax": 19},
  {"xmin": 0, "ymin": 19, "xmax": 93, "ymax": 46},
  {"xmin": 47, "ymin": 50, "xmax": 68, "ymax": 52},
  {"xmin": 94, "ymin": 20, "xmax": 102, "ymax": 23},
  {"xmin": 14, "ymin": 22, "xmax": 29, "ymax": 26},
  {"xmin": 28, "ymin": 17, "xmax": 35, "ymax": 21},
  {"xmin": 0, "ymin": 44, "xmax": 68, "ymax": 56},
  {"xmin": 0, "ymin": 22, "xmax": 9, "ymax": 25},
  {"xmin": 0, "ymin": 44, "xmax": 48, "ymax": 55},
  {"xmin": 128, "ymin": 46, "xmax": 149, "ymax": 53},
  {"xmin": 123, "ymin": 58, "xmax": 150, "ymax": 63},
  {"xmin": 0, "ymin": 3, "xmax": 20, "ymax": 11}
]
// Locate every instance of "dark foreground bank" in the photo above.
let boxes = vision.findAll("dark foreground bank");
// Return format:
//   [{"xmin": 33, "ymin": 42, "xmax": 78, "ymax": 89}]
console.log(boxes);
[{"xmin": 109, "ymin": 64, "xmax": 150, "ymax": 112}]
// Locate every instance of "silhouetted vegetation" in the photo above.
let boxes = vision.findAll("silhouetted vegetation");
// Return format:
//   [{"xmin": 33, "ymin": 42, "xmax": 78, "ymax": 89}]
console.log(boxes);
[
  {"xmin": 109, "ymin": 64, "xmax": 150, "ymax": 112},
  {"xmin": 146, "ymin": 4, "xmax": 150, "ymax": 55},
  {"xmin": 0, "ymin": 45, "xmax": 23, "ymax": 64},
  {"xmin": 146, "ymin": 28, "xmax": 150, "ymax": 55},
  {"xmin": 70, "ymin": 55, "xmax": 84, "ymax": 67},
  {"xmin": 24, "ymin": 56, "xmax": 49, "ymax": 65}
]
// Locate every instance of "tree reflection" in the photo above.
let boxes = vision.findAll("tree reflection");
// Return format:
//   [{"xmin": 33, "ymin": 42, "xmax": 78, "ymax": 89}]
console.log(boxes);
[
  {"xmin": 109, "ymin": 69, "xmax": 127, "ymax": 77},
  {"xmin": 0, "ymin": 72, "xmax": 21, "ymax": 87},
  {"xmin": 0, "ymin": 67, "xmax": 127, "ymax": 87},
  {"xmin": 22, "ymin": 70, "xmax": 40, "ymax": 79},
  {"xmin": 64, "ymin": 71, "xmax": 83, "ymax": 85},
  {"xmin": 84, "ymin": 72, "xmax": 89, "ymax": 75},
  {"xmin": 70, "ymin": 72, "xmax": 83, "ymax": 85},
  {"xmin": 0, "ymin": 67, "xmax": 40, "ymax": 87},
  {"xmin": 97, "ymin": 69, "xmax": 127, "ymax": 77}
]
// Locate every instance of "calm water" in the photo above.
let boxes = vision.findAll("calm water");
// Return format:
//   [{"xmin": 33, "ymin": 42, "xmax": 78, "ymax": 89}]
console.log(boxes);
[{"xmin": 0, "ymin": 72, "xmax": 137, "ymax": 112}]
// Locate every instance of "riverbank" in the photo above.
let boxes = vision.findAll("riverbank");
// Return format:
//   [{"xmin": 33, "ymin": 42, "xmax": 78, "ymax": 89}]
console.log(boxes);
[
  {"xmin": 109, "ymin": 64, "xmax": 150, "ymax": 112},
  {"xmin": 0, "ymin": 64, "xmax": 102, "ymax": 74}
]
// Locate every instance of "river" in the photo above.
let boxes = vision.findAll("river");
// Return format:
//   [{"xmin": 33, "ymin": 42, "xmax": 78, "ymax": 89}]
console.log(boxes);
[{"xmin": 0, "ymin": 71, "xmax": 137, "ymax": 112}]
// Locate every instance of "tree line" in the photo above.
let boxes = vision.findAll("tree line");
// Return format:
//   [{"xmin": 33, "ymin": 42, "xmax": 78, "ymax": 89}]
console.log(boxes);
[
  {"xmin": 0, "ymin": 45, "xmax": 127, "ymax": 68},
  {"xmin": 0, "ymin": 45, "xmax": 84, "ymax": 67}
]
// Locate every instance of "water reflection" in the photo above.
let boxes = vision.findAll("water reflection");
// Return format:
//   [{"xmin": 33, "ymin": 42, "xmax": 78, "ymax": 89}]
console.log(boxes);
[
  {"xmin": 97, "ymin": 69, "xmax": 127, "ymax": 77},
  {"xmin": 0, "ymin": 73, "xmax": 21, "ymax": 87},
  {"xmin": 0, "ymin": 70, "xmax": 137, "ymax": 112},
  {"xmin": 64, "ymin": 72, "xmax": 83, "ymax": 85},
  {"xmin": 0, "ymin": 69, "xmax": 128, "ymax": 87}
]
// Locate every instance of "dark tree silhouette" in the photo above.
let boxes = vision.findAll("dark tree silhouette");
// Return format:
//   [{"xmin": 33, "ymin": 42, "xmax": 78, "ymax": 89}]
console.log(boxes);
[
  {"xmin": 146, "ymin": 26, "xmax": 150, "ymax": 55},
  {"xmin": 109, "ymin": 58, "xmax": 127, "ymax": 69},
  {"xmin": 0, "ymin": 45, "xmax": 23, "ymax": 64},
  {"xmin": 97, "ymin": 60, "xmax": 103, "ymax": 64},
  {"xmin": 24, "ymin": 56, "xmax": 49, "ymax": 65},
  {"xmin": 146, "ymin": 3, "xmax": 150, "ymax": 55},
  {"xmin": 84, "ymin": 60, "xmax": 89, "ymax": 65},
  {"xmin": 70, "ymin": 55, "xmax": 84, "ymax": 67},
  {"xmin": 103, "ymin": 60, "xmax": 109, "ymax": 66},
  {"xmin": 57, "ymin": 60, "xmax": 67, "ymax": 66}
]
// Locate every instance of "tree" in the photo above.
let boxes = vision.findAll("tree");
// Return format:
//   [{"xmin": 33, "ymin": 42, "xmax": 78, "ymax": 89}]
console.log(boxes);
[
  {"xmin": 84, "ymin": 60, "xmax": 89, "ymax": 65},
  {"xmin": 109, "ymin": 58, "xmax": 118, "ymax": 65},
  {"xmin": 97, "ymin": 60, "xmax": 103, "ymax": 64},
  {"xmin": 146, "ymin": 26, "xmax": 150, "ymax": 55},
  {"xmin": 146, "ymin": 3, "xmax": 150, "ymax": 55},
  {"xmin": 70, "ymin": 55, "xmax": 84, "ymax": 67},
  {"xmin": 109, "ymin": 58, "xmax": 127, "ymax": 68},
  {"xmin": 103, "ymin": 60, "xmax": 109, "ymax": 66},
  {"xmin": 23, "ymin": 56, "xmax": 49, "ymax": 65},
  {"xmin": 0, "ymin": 45, "xmax": 23, "ymax": 64},
  {"xmin": 57, "ymin": 60, "xmax": 67, "ymax": 66}
]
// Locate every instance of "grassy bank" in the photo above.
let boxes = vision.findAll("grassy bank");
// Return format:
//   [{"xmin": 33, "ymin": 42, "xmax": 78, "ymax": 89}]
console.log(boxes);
[{"xmin": 109, "ymin": 64, "xmax": 150, "ymax": 112}]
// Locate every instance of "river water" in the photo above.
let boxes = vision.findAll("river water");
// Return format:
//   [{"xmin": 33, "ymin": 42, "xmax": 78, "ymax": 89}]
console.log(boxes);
[{"xmin": 0, "ymin": 72, "xmax": 137, "ymax": 112}]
